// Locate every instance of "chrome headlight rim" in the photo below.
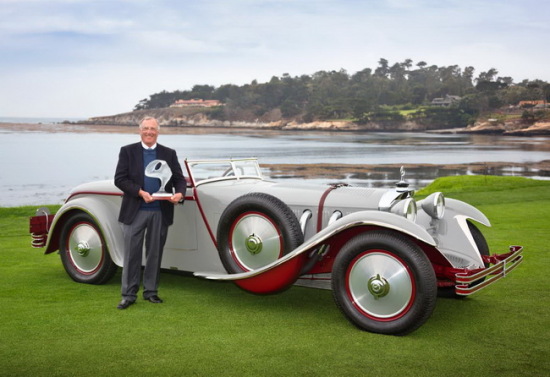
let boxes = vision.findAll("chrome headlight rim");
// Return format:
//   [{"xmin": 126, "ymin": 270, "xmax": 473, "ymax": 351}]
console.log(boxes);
[
  {"xmin": 405, "ymin": 198, "xmax": 417, "ymax": 222},
  {"xmin": 421, "ymin": 192, "xmax": 446, "ymax": 219},
  {"xmin": 390, "ymin": 198, "xmax": 417, "ymax": 222}
]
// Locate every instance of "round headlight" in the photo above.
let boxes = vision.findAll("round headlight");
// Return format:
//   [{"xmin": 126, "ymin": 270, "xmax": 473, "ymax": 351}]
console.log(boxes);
[
  {"xmin": 405, "ymin": 198, "xmax": 417, "ymax": 222},
  {"xmin": 391, "ymin": 198, "xmax": 417, "ymax": 222},
  {"xmin": 421, "ymin": 192, "xmax": 445, "ymax": 219}
]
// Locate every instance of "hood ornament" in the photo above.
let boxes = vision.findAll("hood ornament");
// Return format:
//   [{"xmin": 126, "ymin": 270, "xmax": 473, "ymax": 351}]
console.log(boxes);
[{"xmin": 396, "ymin": 166, "xmax": 410, "ymax": 192}]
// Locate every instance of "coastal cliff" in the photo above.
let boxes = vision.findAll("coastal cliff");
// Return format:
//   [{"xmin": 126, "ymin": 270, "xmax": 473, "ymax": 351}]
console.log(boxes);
[
  {"xmin": 465, "ymin": 118, "xmax": 550, "ymax": 135},
  {"xmin": 81, "ymin": 107, "xmax": 550, "ymax": 135},
  {"xmin": 84, "ymin": 108, "xmax": 422, "ymax": 131}
]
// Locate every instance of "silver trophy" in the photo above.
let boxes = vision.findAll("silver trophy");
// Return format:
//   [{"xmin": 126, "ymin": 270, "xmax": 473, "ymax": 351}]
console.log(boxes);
[{"xmin": 145, "ymin": 159, "xmax": 173, "ymax": 199}]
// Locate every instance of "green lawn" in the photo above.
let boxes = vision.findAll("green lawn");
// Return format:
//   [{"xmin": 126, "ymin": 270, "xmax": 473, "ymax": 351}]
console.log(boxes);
[{"xmin": 1, "ymin": 176, "xmax": 549, "ymax": 377}]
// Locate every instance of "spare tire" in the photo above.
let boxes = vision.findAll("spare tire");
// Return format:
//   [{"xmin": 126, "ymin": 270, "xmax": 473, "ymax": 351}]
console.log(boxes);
[{"xmin": 217, "ymin": 192, "xmax": 304, "ymax": 274}]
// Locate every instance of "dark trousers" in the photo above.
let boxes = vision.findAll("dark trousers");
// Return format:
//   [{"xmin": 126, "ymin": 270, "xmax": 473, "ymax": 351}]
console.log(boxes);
[{"xmin": 120, "ymin": 210, "xmax": 168, "ymax": 301}]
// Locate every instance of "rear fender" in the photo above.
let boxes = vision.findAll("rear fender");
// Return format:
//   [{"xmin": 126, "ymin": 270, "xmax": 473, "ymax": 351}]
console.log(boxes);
[
  {"xmin": 194, "ymin": 210, "xmax": 437, "ymax": 294},
  {"xmin": 44, "ymin": 196, "xmax": 124, "ymax": 266}
]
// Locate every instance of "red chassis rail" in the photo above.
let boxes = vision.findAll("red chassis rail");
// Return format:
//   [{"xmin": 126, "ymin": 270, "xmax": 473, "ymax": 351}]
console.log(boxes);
[{"xmin": 434, "ymin": 246, "xmax": 524, "ymax": 295}]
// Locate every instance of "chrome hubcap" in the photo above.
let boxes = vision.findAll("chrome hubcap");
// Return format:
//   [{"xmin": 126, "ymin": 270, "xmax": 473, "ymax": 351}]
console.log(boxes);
[
  {"xmin": 245, "ymin": 234, "xmax": 263, "ymax": 255},
  {"xmin": 68, "ymin": 223, "xmax": 103, "ymax": 273},
  {"xmin": 76, "ymin": 241, "xmax": 90, "ymax": 257},
  {"xmin": 367, "ymin": 274, "xmax": 390, "ymax": 299},
  {"xmin": 348, "ymin": 251, "xmax": 413, "ymax": 318},
  {"xmin": 231, "ymin": 213, "xmax": 282, "ymax": 270}
]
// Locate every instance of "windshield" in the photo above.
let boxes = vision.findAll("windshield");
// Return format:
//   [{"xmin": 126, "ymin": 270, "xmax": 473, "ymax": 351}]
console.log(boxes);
[{"xmin": 185, "ymin": 158, "xmax": 263, "ymax": 185}]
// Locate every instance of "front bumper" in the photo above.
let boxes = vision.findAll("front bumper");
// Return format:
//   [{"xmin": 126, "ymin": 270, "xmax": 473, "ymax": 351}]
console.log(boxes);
[{"xmin": 454, "ymin": 246, "xmax": 524, "ymax": 295}]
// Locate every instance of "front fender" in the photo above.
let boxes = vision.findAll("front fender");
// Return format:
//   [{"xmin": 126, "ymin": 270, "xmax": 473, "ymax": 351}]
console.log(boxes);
[
  {"xmin": 417, "ymin": 198, "xmax": 491, "ymax": 268},
  {"xmin": 194, "ymin": 210, "xmax": 436, "ymax": 294},
  {"xmin": 44, "ymin": 195, "xmax": 124, "ymax": 266},
  {"xmin": 445, "ymin": 198, "xmax": 491, "ymax": 227}
]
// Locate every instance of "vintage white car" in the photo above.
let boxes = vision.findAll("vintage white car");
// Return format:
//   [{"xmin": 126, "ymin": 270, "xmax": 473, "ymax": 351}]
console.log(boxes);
[{"xmin": 30, "ymin": 158, "xmax": 523, "ymax": 335}]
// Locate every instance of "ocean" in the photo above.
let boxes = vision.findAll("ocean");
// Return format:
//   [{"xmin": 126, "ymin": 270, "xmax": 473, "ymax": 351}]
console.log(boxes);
[{"xmin": 1, "ymin": 122, "xmax": 549, "ymax": 207}]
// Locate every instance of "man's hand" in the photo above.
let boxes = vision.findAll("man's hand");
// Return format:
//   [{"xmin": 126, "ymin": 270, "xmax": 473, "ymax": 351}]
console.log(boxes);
[
  {"xmin": 139, "ymin": 189, "xmax": 154, "ymax": 203},
  {"xmin": 169, "ymin": 192, "xmax": 183, "ymax": 204}
]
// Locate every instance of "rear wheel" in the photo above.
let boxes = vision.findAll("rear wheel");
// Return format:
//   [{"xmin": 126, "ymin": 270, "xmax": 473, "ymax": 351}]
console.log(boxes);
[
  {"xmin": 59, "ymin": 212, "xmax": 117, "ymax": 284},
  {"xmin": 332, "ymin": 230, "xmax": 437, "ymax": 335}
]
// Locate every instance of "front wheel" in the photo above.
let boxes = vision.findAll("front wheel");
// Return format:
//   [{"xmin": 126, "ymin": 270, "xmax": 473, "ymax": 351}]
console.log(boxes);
[
  {"xmin": 59, "ymin": 212, "xmax": 117, "ymax": 284},
  {"xmin": 332, "ymin": 230, "xmax": 437, "ymax": 335}
]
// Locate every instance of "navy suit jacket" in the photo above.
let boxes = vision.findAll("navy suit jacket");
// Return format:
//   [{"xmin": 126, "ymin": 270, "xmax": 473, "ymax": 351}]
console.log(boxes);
[{"xmin": 114, "ymin": 142, "xmax": 187, "ymax": 226}]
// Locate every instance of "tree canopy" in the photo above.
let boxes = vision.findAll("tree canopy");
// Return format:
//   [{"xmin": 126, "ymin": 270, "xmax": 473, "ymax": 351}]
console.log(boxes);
[{"xmin": 134, "ymin": 58, "xmax": 550, "ymax": 127}]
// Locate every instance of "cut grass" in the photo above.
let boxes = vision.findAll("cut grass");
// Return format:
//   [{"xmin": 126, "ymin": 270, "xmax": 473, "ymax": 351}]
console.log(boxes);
[{"xmin": 1, "ymin": 176, "xmax": 549, "ymax": 377}]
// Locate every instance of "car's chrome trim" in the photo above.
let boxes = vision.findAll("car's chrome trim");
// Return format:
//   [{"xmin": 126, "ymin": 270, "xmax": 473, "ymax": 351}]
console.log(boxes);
[
  {"xmin": 300, "ymin": 210, "xmax": 312, "ymax": 234},
  {"xmin": 185, "ymin": 158, "xmax": 264, "ymax": 187},
  {"xmin": 455, "ymin": 246, "xmax": 523, "ymax": 295},
  {"xmin": 186, "ymin": 157, "xmax": 259, "ymax": 164},
  {"xmin": 30, "ymin": 208, "xmax": 53, "ymax": 248},
  {"xmin": 328, "ymin": 211, "xmax": 342, "ymax": 225},
  {"xmin": 194, "ymin": 175, "xmax": 264, "ymax": 187}
]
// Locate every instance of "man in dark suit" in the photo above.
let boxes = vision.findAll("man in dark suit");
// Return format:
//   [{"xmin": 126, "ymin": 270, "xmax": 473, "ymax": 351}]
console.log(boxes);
[{"xmin": 114, "ymin": 116, "xmax": 187, "ymax": 309}]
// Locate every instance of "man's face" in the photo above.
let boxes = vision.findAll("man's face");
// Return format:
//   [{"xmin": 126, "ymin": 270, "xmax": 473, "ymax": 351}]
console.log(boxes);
[{"xmin": 140, "ymin": 119, "xmax": 159, "ymax": 147}]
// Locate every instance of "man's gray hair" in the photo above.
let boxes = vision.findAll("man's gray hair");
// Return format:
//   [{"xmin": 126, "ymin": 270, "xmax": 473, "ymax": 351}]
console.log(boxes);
[{"xmin": 139, "ymin": 116, "xmax": 160, "ymax": 130}]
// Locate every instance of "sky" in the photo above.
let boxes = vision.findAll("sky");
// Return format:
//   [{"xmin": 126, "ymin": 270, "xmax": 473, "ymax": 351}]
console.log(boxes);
[{"xmin": 1, "ymin": 0, "xmax": 548, "ymax": 119}]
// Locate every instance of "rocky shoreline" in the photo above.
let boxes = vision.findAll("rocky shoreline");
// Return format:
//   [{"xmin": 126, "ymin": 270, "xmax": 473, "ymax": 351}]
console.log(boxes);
[
  {"xmin": 461, "ymin": 118, "xmax": 550, "ymax": 136},
  {"xmin": 76, "ymin": 108, "xmax": 550, "ymax": 136}
]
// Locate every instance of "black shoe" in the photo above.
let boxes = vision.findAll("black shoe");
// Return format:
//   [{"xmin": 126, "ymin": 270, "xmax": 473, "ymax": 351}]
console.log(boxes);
[
  {"xmin": 117, "ymin": 299, "xmax": 135, "ymax": 310},
  {"xmin": 145, "ymin": 295, "xmax": 163, "ymax": 304}
]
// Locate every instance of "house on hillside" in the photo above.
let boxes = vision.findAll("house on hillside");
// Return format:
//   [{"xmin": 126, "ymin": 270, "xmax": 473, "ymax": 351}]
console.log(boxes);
[
  {"xmin": 518, "ymin": 100, "xmax": 547, "ymax": 108},
  {"xmin": 430, "ymin": 95, "xmax": 461, "ymax": 107},
  {"xmin": 170, "ymin": 99, "xmax": 223, "ymax": 108}
]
